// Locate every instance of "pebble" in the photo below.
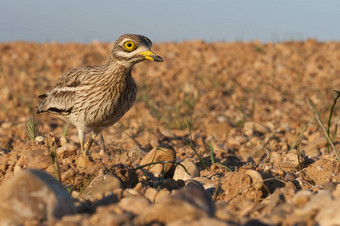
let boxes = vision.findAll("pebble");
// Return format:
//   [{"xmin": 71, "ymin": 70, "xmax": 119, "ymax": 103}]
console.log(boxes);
[
  {"xmin": 154, "ymin": 189, "xmax": 171, "ymax": 202},
  {"xmin": 292, "ymin": 190, "xmax": 313, "ymax": 206},
  {"xmin": 206, "ymin": 122, "xmax": 232, "ymax": 140},
  {"xmin": 59, "ymin": 136, "xmax": 68, "ymax": 146},
  {"xmin": 144, "ymin": 187, "xmax": 158, "ymax": 202},
  {"xmin": 118, "ymin": 196, "xmax": 151, "ymax": 215},
  {"xmin": 227, "ymin": 135, "xmax": 249, "ymax": 147},
  {"xmin": 77, "ymin": 156, "xmax": 93, "ymax": 168},
  {"xmin": 244, "ymin": 121, "xmax": 270, "ymax": 136},
  {"xmin": 173, "ymin": 159, "xmax": 200, "ymax": 181},
  {"xmin": 246, "ymin": 145, "xmax": 270, "ymax": 163},
  {"xmin": 80, "ymin": 175, "xmax": 122, "ymax": 200},
  {"xmin": 139, "ymin": 144, "xmax": 176, "ymax": 178},
  {"xmin": 278, "ymin": 149, "xmax": 305, "ymax": 170},
  {"xmin": 284, "ymin": 172, "xmax": 297, "ymax": 181},
  {"xmin": 56, "ymin": 143, "xmax": 77, "ymax": 156},
  {"xmin": 34, "ymin": 136, "xmax": 45, "ymax": 143}
]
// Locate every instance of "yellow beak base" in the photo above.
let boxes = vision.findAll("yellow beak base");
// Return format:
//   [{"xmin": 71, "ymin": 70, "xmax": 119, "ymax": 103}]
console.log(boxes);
[{"xmin": 139, "ymin": 51, "xmax": 163, "ymax": 62}]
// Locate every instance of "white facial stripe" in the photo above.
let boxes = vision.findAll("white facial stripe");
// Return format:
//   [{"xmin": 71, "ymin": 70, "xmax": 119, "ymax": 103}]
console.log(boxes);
[
  {"xmin": 54, "ymin": 87, "xmax": 78, "ymax": 92},
  {"xmin": 116, "ymin": 45, "xmax": 150, "ymax": 58},
  {"xmin": 116, "ymin": 50, "xmax": 134, "ymax": 58}
]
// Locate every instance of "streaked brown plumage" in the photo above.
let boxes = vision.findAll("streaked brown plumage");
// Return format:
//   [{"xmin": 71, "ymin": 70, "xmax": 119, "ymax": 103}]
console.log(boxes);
[{"xmin": 37, "ymin": 34, "xmax": 163, "ymax": 156}]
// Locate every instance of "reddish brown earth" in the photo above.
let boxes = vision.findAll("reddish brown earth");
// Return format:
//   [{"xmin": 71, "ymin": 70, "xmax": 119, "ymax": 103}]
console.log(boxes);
[{"xmin": 0, "ymin": 39, "xmax": 340, "ymax": 225}]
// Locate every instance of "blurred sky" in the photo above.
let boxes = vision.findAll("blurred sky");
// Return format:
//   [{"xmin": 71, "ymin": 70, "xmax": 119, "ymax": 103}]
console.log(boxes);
[{"xmin": 1, "ymin": 0, "xmax": 339, "ymax": 43}]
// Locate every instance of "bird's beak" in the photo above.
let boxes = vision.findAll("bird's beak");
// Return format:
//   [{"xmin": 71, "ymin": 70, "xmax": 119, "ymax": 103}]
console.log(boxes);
[{"xmin": 139, "ymin": 50, "xmax": 163, "ymax": 62}]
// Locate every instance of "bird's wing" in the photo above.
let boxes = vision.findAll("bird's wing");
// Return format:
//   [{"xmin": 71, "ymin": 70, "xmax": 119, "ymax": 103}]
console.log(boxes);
[{"xmin": 37, "ymin": 67, "xmax": 89, "ymax": 115}]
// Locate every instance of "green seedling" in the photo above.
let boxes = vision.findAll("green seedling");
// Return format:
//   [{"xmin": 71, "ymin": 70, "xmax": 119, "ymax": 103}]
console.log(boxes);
[
  {"xmin": 326, "ymin": 90, "xmax": 340, "ymax": 153},
  {"xmin": 209, "ymin": 142, "xmax": 233, "ymax": 172},
  {"xmin": 306, "ymin": 97, "xmax": 340, "ymax": 163},
  {"xmin": 185, "ymin": 120, "xmax": 208, "ymax": 170}
]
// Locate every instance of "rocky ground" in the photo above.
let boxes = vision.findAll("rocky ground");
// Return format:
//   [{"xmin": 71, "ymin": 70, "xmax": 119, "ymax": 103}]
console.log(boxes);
[{"xmin": 0, "ymin": 39, "xmax": 340, "ymax": 225}]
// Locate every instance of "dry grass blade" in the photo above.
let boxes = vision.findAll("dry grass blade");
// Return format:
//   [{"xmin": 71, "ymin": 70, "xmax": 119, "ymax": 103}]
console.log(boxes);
[{"xmin": 306, "ymin": 97, "xmax": 340, "ymax": 163}]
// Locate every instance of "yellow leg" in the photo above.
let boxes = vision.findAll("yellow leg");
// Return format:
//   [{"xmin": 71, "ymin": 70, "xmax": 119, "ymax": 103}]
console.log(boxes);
[{"xmin": 83, "ymin": 131, "xmax": 100, "ymax": 155}]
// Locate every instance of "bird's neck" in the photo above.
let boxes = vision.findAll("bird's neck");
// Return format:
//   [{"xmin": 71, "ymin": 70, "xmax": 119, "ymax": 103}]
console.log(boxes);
[{"xmin": 104, "ymin": 60, "xmax": 133, "ymax": 81}]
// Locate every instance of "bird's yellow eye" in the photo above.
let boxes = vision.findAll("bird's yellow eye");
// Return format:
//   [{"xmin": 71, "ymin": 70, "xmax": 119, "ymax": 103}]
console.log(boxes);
[{"xmin": 123, "ymin": 41, "xmax": 136, "ymax": 51}]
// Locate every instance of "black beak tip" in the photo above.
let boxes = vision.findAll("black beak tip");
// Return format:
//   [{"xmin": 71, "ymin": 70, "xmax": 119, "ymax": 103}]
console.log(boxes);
[{"xmin": 154, "ymin": 55, "xmax": 163, "ymax": 62}]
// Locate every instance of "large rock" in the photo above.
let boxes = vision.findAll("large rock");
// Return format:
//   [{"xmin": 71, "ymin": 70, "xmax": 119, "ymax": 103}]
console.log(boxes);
[{"xmin": 0, "ymin": 169, "xmax": 75, "ymax": 225}]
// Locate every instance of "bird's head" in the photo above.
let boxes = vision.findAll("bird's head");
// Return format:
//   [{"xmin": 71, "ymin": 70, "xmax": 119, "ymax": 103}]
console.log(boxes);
[{"xmin": 110, "ymin": 34, "xmax": 163, "ymax": 67}]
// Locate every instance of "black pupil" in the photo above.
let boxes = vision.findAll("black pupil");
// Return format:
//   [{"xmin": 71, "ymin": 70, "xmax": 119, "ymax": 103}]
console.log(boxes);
[{"xmin": 127, "ymin": 43, "xmax": 132, "ymax": 47}]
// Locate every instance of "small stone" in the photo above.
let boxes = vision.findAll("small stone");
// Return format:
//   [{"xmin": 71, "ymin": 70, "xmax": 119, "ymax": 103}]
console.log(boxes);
[
  {"xmin": 306, "ymin": 136, "xmax": 327, "ymax": 149},
  {"xmin": 80, "ymin": 175, "xmax": 122, "ymax": 200},
  {"xmin": 173, "ymin": 159, "xmax": 200, "ymax": 181},
  {"xmin": 172, "ymin": 186, "xmax": 215, "ymax": 217},
  {"xmin": 118, "ymin": 196, "xmax": 151, "ymax": 215},
  {"xmin": 155, "ymin": 189, "xmax": 171, "ymax": 202},
  {"xmin": 34, "ymin": 136, "xmax": 45, "ymax": 143},
  {"xmin": 134, "ymin": 182, "xmax": 143, "ymax": 192},
  {"xmin": 244, "ymin": 122, "xmax": 270, "ymax": 136},
  {"xmin": 139, "ymin": 144, "xmax": 176, "ymax": 178},
  {"xmin": 246, "ymin": 145, "xmax": 270, "ymax": 163},
  {"xmin": 0, "ymin": 169, "xmax": 75, "ymax": 224},
  {"xmin": 206, "ymin": 122, "xmax": 231, "ymax": 140},
  {"xmin": 292, "ymin": 190, "xmax": 313, "ymax": 206},
  {"xmin": 59, "ymin": 136, "xmax": 68, "ymax": 146},
  {"xmin": 320, "ymin": 182, "xmax": 337, "ymax": 191},
  {"xmin": 77, "ymin": 156, "xmax": 93, "ymax": 168},
  {"xmin": 56, "ymin": 144, "xmax": 77, "ymax": 156},
  {"xmin": 144, "ymin": 187, "xmax": 158, "ymax": 202},
  {"xmin": 99, "ymin": 149, "xmax": 105, "ymax": 156},
  {"xmin": 284, "ymin": 172, "xmax": 297, "ymax": 181},
  {"xmin": 123, "ymin": 188, "xmax": 142, "ymax": 198},
  {"xmin": 278, "ymin": 149, "xmax": 305, "ymax": 170},
  {"xmin": 227, "ymin": 135, "xmax": 248, "ymax": 147}
]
